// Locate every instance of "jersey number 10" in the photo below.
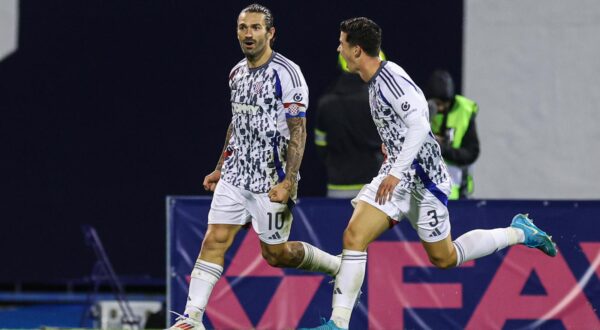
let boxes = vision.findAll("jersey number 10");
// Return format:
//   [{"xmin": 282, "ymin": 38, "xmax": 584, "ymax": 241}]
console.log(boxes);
[{"xmin": 268, "ymin": 212, "xmax": 285, "ymax": 230}]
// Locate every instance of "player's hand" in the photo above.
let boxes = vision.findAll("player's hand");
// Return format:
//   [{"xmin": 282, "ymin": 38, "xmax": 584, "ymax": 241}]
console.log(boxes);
[
  {"xmin": 376, "ymin": 174, "xmax": 400, "ymax": 205},
  {"xmin": 203, "ymin": 170, "xmax": 221, "ymax": 192},
  {"xmin": 268, "ymin": 180, "xmax": 292, "ymax": 203}
]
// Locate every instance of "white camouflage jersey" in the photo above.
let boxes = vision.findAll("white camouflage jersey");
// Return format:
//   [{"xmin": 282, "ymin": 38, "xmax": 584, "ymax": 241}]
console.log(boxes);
[
  {"xmin": 368, "ymin": 61, "xmax": 450, "ymax": 200},
  {"xmin": 221, "ymin": 52, "xmax": 308, "ymax": 193}
]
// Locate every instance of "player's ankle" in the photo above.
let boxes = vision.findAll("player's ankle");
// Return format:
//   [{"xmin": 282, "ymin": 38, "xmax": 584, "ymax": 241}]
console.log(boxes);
[
  {"xmin": 507, "ymin": 227, "xmax": 525, "ymax": 245},
  {"xmin": 331, "ymin": 316, "xmax": 349, "ymax": 329},
  {"xmin": 183, "ymin": 307, "xmax": 203, "ymax": 321},
  {"xmin": 331, "ymin": 306, "xmax": 351, "ymax": 328}
]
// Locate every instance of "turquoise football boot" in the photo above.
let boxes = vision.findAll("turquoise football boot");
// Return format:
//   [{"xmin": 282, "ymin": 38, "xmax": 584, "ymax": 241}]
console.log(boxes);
[
  {"xmin": 299, "ymin": 318, "xmax": 347, "ymax": 330},
  {"xmin": 511, "ymin": 213, "xmax": 557, "ymax": 257}
]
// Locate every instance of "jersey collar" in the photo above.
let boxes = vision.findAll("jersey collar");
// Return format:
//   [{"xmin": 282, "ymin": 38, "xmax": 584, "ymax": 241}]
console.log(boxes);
[
  {"xmin": 367, "ymin": 60, "xmax": 388, "ymax": 84},
  {"xmin": 248, "ymin": 51, "xmax": 276, "ymax": 72}
]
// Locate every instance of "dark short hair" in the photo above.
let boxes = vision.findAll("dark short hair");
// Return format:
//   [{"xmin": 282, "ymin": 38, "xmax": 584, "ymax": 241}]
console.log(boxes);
[
  {"xmin": 240, "ymin": 3, "xmax": 274, "ymax": 30},
  {"xmin": 340, "ymin": 17, "xmax": 382, "ymax": 57}
]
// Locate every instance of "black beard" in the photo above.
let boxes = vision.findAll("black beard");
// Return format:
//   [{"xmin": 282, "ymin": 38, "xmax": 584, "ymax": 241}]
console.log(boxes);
[
  {"xmin": 243, "ymin": 44, "xmax": 266, "ymax": 62},
  {"xmin": 244, "ymin": 50, "xmax": 258, "ymax": 61}
]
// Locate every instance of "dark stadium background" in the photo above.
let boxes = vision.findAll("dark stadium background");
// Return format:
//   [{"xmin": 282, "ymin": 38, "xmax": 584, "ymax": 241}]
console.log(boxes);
[{"xmin": 0, "ymin": 1, "xmax": 462, "ymax": 284}]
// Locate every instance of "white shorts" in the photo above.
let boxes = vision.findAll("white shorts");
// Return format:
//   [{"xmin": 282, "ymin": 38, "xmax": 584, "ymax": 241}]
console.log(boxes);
[
  {"xmin": 208, "ymin": 179, "xmax": 294, "ymax": 245},
  {"xmin": 352, "ymin": 175, "xmax": 451, "ymax": 242}
]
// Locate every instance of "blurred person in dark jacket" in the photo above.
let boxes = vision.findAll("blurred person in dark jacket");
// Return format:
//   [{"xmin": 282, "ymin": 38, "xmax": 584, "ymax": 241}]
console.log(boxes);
[{"xmin": 314, "ymin": 53, "xmax": 385, "ymax": 198}]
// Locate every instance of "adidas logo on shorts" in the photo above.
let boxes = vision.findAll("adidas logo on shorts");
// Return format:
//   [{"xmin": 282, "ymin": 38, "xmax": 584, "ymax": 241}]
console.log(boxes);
[
  {"xmin": 429, "ymin": 228, "xmax": 442, "ymax": 237},
  {"xmin": 268, "ymin": 232, "xmax": 282, "ymax": 240}
]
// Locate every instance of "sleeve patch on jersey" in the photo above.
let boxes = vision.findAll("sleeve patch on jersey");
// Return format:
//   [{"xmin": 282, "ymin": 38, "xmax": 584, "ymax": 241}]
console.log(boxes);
[
  {"xmin": 401, "ymin": 101, "xmax": 411, "ymax": 111},
  {"xmin": 284, "ymin": 102, "xmax": 306, "ymax": 118}
]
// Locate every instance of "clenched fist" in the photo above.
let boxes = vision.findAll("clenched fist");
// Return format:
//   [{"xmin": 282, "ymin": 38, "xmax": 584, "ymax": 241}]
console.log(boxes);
[
  {"xmin": 268, "ymin": 180, "xmax": 293, "ymax": 203},
  {"xmin": 203, "ymin": 170, "xmax": 221, "ymax": 192}
]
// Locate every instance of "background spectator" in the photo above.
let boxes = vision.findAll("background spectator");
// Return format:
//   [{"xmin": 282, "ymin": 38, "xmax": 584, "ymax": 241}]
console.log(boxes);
[
  {"xmin": 426, "ymin": 70, "xmax": 480, "ymax": 199},
  {"xmin": 314, "ymin": 53, "xmax": 385, "ymax": 198}
]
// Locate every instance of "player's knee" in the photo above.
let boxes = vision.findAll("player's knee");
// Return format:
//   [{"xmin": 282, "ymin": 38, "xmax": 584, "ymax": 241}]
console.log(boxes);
[
  {"xmin": 202, "ymin": 229, "xmax": 232, "ymax": 251},
  {"xmin": 428, "ymin": 255, "xmax": 455, "ymax": 269},
  {"xmin": 343, "ymin": 227, "xmax": 367, "ymax": 251}
]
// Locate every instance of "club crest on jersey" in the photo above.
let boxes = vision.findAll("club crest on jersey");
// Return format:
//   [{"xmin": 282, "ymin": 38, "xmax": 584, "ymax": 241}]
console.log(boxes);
[
  {"xmin": 253, "ymin": 81, "xmax": 264, "ymax": 93},
  {"xmin": 293, "ymin": 93, "xmax": 303, "ymax": 102},
  {"xmin": 401, "ymin": 101, "xmax": 411, "ymax": 111}
]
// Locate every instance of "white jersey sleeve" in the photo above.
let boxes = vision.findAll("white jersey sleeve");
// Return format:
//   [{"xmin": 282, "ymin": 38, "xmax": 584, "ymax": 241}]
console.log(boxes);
[
  {"xmin": 379, "ymin": 69, "xmax": 430, "ymax": 179},
  {"xmin": 273, "ymin": 53, "xmax": 309, "ymax": 118}
]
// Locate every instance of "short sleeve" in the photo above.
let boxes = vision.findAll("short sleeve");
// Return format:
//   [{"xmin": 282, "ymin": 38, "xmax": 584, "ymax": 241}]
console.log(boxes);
[{"xmin": 273, "ymin": 58, "xmax": 309, "ymax": 118}]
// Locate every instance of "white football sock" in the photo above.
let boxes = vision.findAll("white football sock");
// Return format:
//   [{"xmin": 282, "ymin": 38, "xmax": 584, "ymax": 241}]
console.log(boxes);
[
  {"xmin": 184, "ymin": 259, "xmax": 223, "ymax": 321},
  {"xmin": 507, "ymin": 227, "xmax": 525, "ymax": 245},
  {"xmin": 453, "ymin": 227, "xmax": 523, "ymax": 266},
  {"xmin": 331, "ymin": 306, "xmax": 352, "ymax": 329},
  {"xmin": 297, "ymin": 242, "xmax": 342, "ymax": 276},
  {"xmin": 331, "ymin": 249, "xmax": 367, "ymax": 329}
]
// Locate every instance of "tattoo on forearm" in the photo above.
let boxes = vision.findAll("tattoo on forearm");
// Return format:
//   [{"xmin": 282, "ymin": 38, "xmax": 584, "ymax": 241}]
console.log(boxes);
[
  {"xmin": 284, "ymin": 117, "xmax": 306, "ymax": 189},
  {"xmin": 215, "ymin": 122, "xmax": 233, "ymax": 171}
]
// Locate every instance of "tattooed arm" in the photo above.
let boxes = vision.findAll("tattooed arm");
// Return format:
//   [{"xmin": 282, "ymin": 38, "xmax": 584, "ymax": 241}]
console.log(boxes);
[
  {"xmin": 268, "ymin": 117, "xmax": 306, "ymax": 202},
  {"xmin": 215, "ymin": 122, "xmax": 233, "ymax": 171},
  {"xmin": 203, "ymin": 122, "xmax": 233, "ymax": 192},
  {"xmin": 283, "ymin": 117, "xmax": 307, "ymax": 186}
]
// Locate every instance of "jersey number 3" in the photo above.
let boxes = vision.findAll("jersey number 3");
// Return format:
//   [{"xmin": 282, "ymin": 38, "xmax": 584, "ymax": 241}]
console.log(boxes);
[{"xmin": 427, "ymin": 210, "xmax": 439, "ymax": 227}]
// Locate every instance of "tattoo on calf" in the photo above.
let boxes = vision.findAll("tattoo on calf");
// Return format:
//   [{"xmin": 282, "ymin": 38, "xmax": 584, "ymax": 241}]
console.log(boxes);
[{"xmin": 286, "ymin": 241, "xmax": 306, "ymax": 266}]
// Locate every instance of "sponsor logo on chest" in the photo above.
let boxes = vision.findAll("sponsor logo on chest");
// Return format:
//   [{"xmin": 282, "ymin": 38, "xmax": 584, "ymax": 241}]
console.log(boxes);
[{"xmin": 232, "ymin": 102, "xmax": 261, "ymax": 115}]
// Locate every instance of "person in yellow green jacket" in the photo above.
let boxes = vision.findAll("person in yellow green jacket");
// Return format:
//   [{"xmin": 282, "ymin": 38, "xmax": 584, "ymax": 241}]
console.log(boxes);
[{"xmin": 426, "ymin": 70, "xmax": 480, "ymax": 199}]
